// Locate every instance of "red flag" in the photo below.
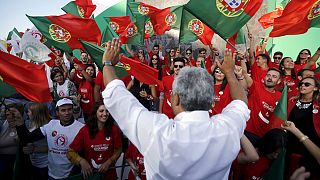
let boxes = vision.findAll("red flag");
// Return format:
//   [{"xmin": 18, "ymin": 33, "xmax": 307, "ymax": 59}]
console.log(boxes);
[
  {"xmin": 258, "ymin": 7, "xmax": 284, "ymax": 29},
  {"xmin": 0, "ymin": 51, "xmax": 52, "ymax": 102},
  {"xmin": 226, "ymin": 32, "xmax": 238, "ymax": 53},
  {"xmin": 120, "ymin": 56, "xmax": 163, "ymax": 90},
  {"xmin": 270, "ymin": 0, "xmax": 319, "ymax": 37},
  {"xmin": 74, "ymin": 0, "xmax": 96, "ymax": 18}
]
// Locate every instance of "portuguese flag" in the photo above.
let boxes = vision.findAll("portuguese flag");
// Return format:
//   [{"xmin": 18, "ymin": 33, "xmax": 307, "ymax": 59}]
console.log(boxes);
[
  {"xmin": 0, "ymin": 80, "xmax": 16, "ymax": 98},
  {"xmin": 105, "ymin": 16, "xmax": 144, "ymax": 45},
  {"xmin": 104, "ymin": 16, "xmax": 132, "ymax": 34},
  {"xmin": 270, "ymin": 0, "xmax": 320, "ymax": 37},
  {"xmin": 61, "ymin": 0, "xmax": 96, "ymax": 18},
  {"xmin": 0, "ymin": 51, "xmax": 52, "ymax": 102},
  {"xmin": 27, "ymin": 14, "xmax": 101, "ymax": 52},
  {"xmin": 226, "ymin": 28, "xmax": 246, "ymax": 52},
  {"xmin": 258, "ymin": 0, "xmax": 289, "ymax": 29},
  {"xmin": 270, "ymin": 84, "xmax": 288, "ymax": 129},
  {"xmin": 80, "ymin": 40, "xmax": 163, "ymax": 89},
  {"xmin": 149, "ymin": 6, "xmax": 183, "ymax": 35},
  {"xmin": 184, "ymin": 0, "xmax": 263, "ymax": 39},
  {"xmin": 128, "ymin": 2, "xmax": 160, "ymax": 39},
  {"xmin": 101, "ymin": 25, "xmax": 119, "ymax": 46},
  {"xmin": 179, "ymin": 9, "xmax": 215, "ymax": 45}
]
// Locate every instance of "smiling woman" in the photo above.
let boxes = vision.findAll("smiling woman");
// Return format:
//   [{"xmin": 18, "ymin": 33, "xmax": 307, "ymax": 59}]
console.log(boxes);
[{"xmin": 67, "ymin": 102, "xmax": 122, "ymax": 180}]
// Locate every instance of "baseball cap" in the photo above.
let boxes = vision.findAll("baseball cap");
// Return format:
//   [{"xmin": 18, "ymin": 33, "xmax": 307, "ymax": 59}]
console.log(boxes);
[{"xmin": 56, "ymin": 98, "xmax": 73, "ymax": 107}]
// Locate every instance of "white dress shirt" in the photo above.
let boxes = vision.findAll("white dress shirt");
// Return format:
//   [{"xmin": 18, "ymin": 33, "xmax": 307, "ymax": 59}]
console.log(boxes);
[{"xmin": 103, "ymin": 80, "xmax": 250, "ymax": 180}]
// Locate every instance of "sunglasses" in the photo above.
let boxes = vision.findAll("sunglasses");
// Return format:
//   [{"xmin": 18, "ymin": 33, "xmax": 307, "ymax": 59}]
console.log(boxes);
[
  {"xmin": 298, "ymin": 82, "xmax": 314, "ymax": 87},
  {"xmin": 200, "ymin": 52, "xmax": 206, "ymax": 54},
  {"xmin": 152, "ymin": 57, "xmax": 158, "ymax": 60},
  {"xmin": 215, "ymin": 70, "xmax": 222, "ymax": 74},
  {"xmin": 170, "ymin": 50, "xmax": 175, "ymax": 53},
  {"xmin": 174, "ymin": 65, "xmax": 184, "ymax": 68},
  {"xmin": 138, "ymin": 51, "xmax": 143, "ymax": 53},
  {"xmin": 273, "ymin": 56, "xmax": 282, "ymax": 60},
  {"xmin": 186, "ymin": 52, "xmax": 192, "ymax": 55}
]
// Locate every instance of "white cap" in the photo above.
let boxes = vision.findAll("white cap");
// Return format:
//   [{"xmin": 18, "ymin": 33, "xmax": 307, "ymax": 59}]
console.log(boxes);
[{"xmin": 56, "ymin": 98, "xmax": 73, "ymax": 107}]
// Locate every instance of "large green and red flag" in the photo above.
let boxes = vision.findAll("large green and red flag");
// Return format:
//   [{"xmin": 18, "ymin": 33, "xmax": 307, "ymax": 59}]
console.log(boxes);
[
  {"xmin": 179, "ymin": 9, "xmax": 215, "ymax": 45},
  {"xmin": 0, "ymin": 80, "xmax": 16, "ymax": 98},
  {"xmin": 27, "ymin": 14, "xmax": 101, "ymax": 52},
  {"xmin": 80, "ymin": 40, "xmax": 163, "ymax": 89},
  {"xmin": 258, "ymin": 0, "xmax": 289, "ymax": 29},
  {"xmin": 270, "ymin": 84, "xmax": 288, "ymax": 129},
  {"xmin": 0, "ymin": 51, "xmax": 52, "ymax": 102},
  {"xmin": 149, "ymin": 6, "xmax": 183, "ymax": 35},
  {"xmin": 128, "ymin": 2, "xmax": 160, "ymax": 39},
  {"xmin": 270, "ymin": 0, "xmax": 320, "ymax": 37},
  {"xmin": 61, "ymin": 0, "xmax": 96, "ymax": 18},
  {"xmin": 184, "ymin": 0, "xmax": 263, "ymax": 39}
]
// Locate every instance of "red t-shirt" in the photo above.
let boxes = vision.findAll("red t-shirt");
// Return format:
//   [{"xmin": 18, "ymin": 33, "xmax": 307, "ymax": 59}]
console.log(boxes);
[
  {"xmin": 246, "ymin": 82, "xmax": 281, "ymax": 137},
  {"xmin": 251, "ymin": 63, "xmax": 268, "ymax": 84},
  {"xmin": 161, "ymin": 75, "xmax": 175, "ymax": 119},
  {"xmin": 234, "ymin": 157, "xmax": 272, "ymax": 180},
  {"xmin": 211, "ymin": 84, "xmax": 232, "ymax": 115},
  {"xmin": 69, "ymin": 125, "xmax": 122, "ymax": 180},
  {"xmin": 72, "ymin": 70, "xmax": 83, "ymax": 87},
  {"xmin": 78, "ymin": 80, "xmax": 95, "ymax": 114},
  {"xmin": 205, "ymin": 56, "xmax": 213, "ymax": 74},
  {"xmin": 125, "ymin": 144, "xmax": 146, "ymax": 180},
  {"xmin": 268, "ymin": 61, "xmax": 279, "ymax": 69},
  {"xmin": 294, "ymin": 62, "xmax": 316, "ymax": 74}
]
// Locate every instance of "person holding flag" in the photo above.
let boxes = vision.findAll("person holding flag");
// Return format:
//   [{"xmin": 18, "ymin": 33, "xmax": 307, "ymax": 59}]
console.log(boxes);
[{"xmin": 286, "ymin": 77, "xmax": 320, "ymax": 179}]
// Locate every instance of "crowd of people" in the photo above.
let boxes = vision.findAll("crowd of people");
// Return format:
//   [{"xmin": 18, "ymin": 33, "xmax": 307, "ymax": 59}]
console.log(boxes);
[{"xmin": 0, "ymin": 33, "xmax": 319, "ymax": 180}]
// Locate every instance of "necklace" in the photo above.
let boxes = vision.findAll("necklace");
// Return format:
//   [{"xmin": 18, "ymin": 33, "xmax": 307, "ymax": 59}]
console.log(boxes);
[{"xmin": 296, "ymin": 100, "xmax": 312, "ymax": 109}]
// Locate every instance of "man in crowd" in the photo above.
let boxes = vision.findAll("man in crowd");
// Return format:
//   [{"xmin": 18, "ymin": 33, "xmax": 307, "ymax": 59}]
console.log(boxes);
[
  {"xmin": 101, "ymin": 39, "xmax": 249, "ymax": 179},
  {"xmin": 159, "ymin": 57, "xmax": 185, "ymax": 119},
  {"xmin": 11, "ymin": 98, "xmax": 84, "ymax": 179}
]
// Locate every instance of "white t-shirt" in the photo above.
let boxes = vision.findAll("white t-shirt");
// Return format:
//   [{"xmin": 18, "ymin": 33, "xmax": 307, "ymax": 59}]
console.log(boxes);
[
  {"xmin": 57, "ymin": 80, "xmax": 69, "ymax": 98},
  {"xmin": 40, "ymin": 119, "xmax": 84, "ymax": 179}
]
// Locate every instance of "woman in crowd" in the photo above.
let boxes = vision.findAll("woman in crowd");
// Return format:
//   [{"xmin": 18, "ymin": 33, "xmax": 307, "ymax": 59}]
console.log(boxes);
[
  {"xmin": 76, "ymin": 64, "xmax": 96, "ymax": 121},
  {"xmin": 286, "ymin": 77, "xmax": 320, "ymax": 179},
  {"xmin": 163, "ymin": 48, "xmax": 175, "ymax": 76},
  {"xmin": 210, "ymin": 67, "xmax": 232, "ymax": 115},
  {"xmin": 127, "ymin": 77, "xmax": 157, "ymax": 111},
  {"xmin": 0, "ymin": 103, "xmax": 23, "ymax": 180},
  {"xmin": 294, "ymin": 48, "xmax": 320, "ymax": 73},
  {"xmin": 233, "ymin": 129, "xmax": 287, "ymax": 179},
  {"xmin": 149, "ymin": 54, "xmax": 163, "ymax": 80},
  {"xmin": 125, "ymin": 44, "xmax": 148, "ymax": 65},
  {"xmin": 50, "ymin": 69, "xmax": 81, "ymax": 118},
  {"xmin": 279, "ymin": 57, "xmax": 298, "ymax": 95},
  {"xmin": 67, "ymin": 103, "xmax": 122, "ymax": 180},
  {"xmin": 23, "ymin": 103, "xmax": 50, "ymax": 180}
]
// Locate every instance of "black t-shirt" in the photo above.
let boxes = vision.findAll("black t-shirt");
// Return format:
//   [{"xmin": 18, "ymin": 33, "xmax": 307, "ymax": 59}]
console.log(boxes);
[{"xmin": 287, "ymin": 100, "xmax": 320, "ymax": 177}]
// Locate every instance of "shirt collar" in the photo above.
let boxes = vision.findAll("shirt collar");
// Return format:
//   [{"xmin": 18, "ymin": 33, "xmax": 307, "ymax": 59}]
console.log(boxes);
[{"xmin": 173, "ymin": 111, "xmax": 210, "ymax": 122}]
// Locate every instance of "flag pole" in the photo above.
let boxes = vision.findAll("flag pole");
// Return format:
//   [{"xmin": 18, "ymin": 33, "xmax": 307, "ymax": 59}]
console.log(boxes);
[{"xmin": 182, "ymin": 5, "xmax": 237, "ymax": 51}]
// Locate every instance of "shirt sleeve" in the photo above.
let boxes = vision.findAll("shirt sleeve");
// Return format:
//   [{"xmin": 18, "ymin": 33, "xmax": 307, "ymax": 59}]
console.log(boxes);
[
  {"xmin": 16, "ymin": 124, "xmax": 45, "ymax": 145},
  {"xmin": 69, "ymin": 126, "xmax": 85, "ymax": 152},
  {"xmin": 102, "ymin": 79, "xmax": 169, "ymax": 154},
  {"xmin": 219, "ymin": 100, "xmax": 250, "ymax": 136}
]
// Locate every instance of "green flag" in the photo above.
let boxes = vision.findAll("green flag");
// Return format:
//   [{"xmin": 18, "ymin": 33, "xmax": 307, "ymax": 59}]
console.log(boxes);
[
  {"xmin": 7, "ymin": 27, "xmax": 21, "ymax": 40},
  {"xmin": 0, "ymin": 80, "xmax": 16, "ymax": 97},
  {"xmin": 264, "ymin": 148, "xmax": 286, "ymax": 180},
  {"xmin": 184, "ymin": 0, "xmax": 263, "ymax": 39},
  {"xmin": 269, "ymin": 84, "xmax": 288, "ymax": 129}
]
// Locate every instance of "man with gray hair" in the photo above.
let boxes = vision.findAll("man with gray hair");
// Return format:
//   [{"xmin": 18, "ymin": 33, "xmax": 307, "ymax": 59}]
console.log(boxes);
[{"xmin": 102, "ymin": 39, "xmax": 249, "ymax": 179}]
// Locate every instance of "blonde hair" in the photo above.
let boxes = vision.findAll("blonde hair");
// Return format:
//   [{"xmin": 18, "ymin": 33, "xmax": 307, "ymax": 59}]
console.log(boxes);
[{"xmin": 28, "ymin": 103, "xmax": 51, "ymax": 128}]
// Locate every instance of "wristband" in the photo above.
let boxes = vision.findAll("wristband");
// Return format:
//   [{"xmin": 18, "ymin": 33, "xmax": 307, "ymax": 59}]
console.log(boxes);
[
  {"xmin": 103, "ymin": 60, "xmax": 113, "ymax": 67},
  {"xmin": 299, "ymin": 135, "xmax": 309, "ymax": 142},
  {"xmin": 237, "ymin": 76, "xmax": 244, "ymax": 80}
]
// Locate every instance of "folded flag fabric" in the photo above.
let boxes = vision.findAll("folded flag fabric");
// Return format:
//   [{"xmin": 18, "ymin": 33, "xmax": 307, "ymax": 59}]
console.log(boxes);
[{"xmin": 0, "ymin": 51, "xmax": 52, "ymax": 102}]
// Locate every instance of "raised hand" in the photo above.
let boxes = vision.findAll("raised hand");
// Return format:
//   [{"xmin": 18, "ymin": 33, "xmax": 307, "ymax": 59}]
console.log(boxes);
[
  {"xmin": 217, "ymin": 49, "xmax": 235, "ymax": 75},
  {"xmin": 102, "ymin": 38, "xmax": 121, "ymax": 65}
]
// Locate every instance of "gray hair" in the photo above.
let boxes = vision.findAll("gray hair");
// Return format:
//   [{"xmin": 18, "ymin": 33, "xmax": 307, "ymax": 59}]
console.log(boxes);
[{"xmin": 172, "ymin": 67, "xmax": 215, "ymax": 111}]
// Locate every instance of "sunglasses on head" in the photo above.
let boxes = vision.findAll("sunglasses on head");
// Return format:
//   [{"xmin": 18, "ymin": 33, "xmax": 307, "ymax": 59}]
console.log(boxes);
[
  {"xmin": 298, "ymin": 82, "xmax": 314, "ymax": 87},
  {"xmin": 273, "ymin": 56, "xmax": 281, "ymax": 60},
  {"xmin": 174, "ymin": 65, "xmax": 184, "ymax": 68}
]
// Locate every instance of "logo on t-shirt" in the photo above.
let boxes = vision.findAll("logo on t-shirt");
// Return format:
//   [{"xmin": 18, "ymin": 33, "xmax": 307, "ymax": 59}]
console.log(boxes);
[
  {"xmin": 52, "ymin": 130, "xmax": 57, "ymax": 137},
  {"xmin": 54, "ymin": 134, "xmax": 68, "ymax": 148}
]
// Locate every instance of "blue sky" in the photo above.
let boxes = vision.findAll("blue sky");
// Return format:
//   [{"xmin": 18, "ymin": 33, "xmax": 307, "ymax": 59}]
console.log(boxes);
[{"xmin": 0, "ymin": 0, "xmax": 120, "ymax": 39}]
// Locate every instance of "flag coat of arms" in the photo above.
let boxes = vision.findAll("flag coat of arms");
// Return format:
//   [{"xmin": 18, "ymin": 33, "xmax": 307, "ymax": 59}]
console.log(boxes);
[
  {"xmin": 184, "ymin": 0, "xmax": 263, "ymax": 39},
  {"xmin": 27, "ymin": 14, "xmax": 101, "ymax": 52}
]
